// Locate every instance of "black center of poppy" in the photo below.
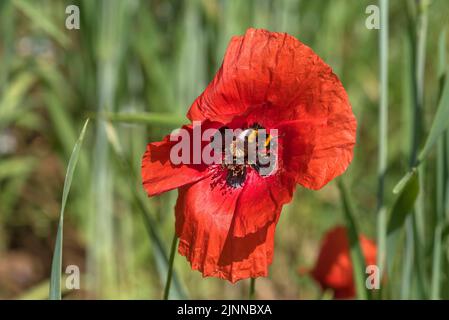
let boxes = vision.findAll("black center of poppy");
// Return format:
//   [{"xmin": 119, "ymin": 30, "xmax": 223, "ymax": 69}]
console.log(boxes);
[{"xmin": 212, "ymin": 123, "xmax": 276, "ymax": 188}]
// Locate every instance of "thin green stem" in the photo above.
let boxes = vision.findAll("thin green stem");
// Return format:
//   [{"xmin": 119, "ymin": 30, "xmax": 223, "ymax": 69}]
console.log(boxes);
[
  {"xmin": 337, "ymin": 179, "xmax": 368, "ymax": 299},
  {"xmin": 249, "ymin": 278, "xmax": 256, "ymax": 300},
  {"xmin": 92, "ymin": 111, "xmax": 187, "ymax": 127},
  {"xmin": 0, "ymin": 1, "xmax": 14, "ymax": 91},
  {"xmin": 431, "ymin": 224, "xmax": 443, "ymax": 299},
  {"xmin": 377, "ymin": 0, "xmax": 389, "ymax": 287},
  {"xmin": 430, "ymin": 27, "xmax": 447, "ymax": 301},
  {"xmin": 163, "ymin": 232, "xmax": 178, "ymax": 300},
  {"xmin": 400, "ymin": 0, "xmax": 429, "ymax": 300},
  {"xmin": 412, "ymin": 0, "xmax": 429, "ymax": 298},
  {"xmin": 106, "ymin": 123, "xmax": 187, "ymax": 299},
  {"xmin": 401, "ymin": 216, "xmax": 414, "ymax": 299}
]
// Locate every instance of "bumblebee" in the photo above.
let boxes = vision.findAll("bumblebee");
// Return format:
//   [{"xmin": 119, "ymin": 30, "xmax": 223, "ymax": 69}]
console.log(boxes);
[{"xmin": 212, "ymin": 123, "xmax": 277, "ymax": 188}]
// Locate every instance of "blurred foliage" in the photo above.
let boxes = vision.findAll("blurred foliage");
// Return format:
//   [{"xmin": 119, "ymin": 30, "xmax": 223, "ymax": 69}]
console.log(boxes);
[{"xmin": 0, "ymin": 0, "xmax": 448, "ymax": 299}]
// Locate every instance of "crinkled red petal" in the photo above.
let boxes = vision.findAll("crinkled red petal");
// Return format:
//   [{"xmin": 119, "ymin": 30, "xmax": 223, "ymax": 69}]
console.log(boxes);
[
  {"xmin": 175, "ymin": 173, "xmax": 279, "ymax": 283},
  {"xmin": 232, "ymin": 169, "xmax": 295, "ymax": 237},
  {"xmin": 279, "ymin": 115, "xmax": 356, "ymax": 190},
  {"xmin": 141, "ymin": 122, "xmax": 221, "ymax": 196}
]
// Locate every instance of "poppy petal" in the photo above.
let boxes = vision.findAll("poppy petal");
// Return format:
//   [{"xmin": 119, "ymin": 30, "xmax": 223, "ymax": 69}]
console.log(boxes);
[
  {"xmin": 175, "ymin": 173, "xmax": 277, "ymax": 283},
  {"xmin": 141, "ymin": 129, "xmax": 208, "ymax": 197},
  {"xmin": 187, "ymin": 28, "xmax": 353, "ymax": 128},
  {"xmin": 187, "ymin": 28, "xmax": 304, "ymax": 123},
  {"xmin": 310, "ymin": 226, "xmax": 377, "ymax": 299},
  {"xmin": 279, "ymin": 114, "xmax": 356, "ymax": 190},
  {"xmin": 142, "ymin": 120, "xmax": 225, "ymax": 196},
  {"xmin": 232, "ymin": 169, "xmax": 295, "ymax": 237}
]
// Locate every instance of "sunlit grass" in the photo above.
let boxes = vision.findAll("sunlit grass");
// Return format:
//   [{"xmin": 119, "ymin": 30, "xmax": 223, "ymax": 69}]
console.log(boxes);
[{"xmin": 49, "ymin": 119, "xmax": 89, "ymax": 300}]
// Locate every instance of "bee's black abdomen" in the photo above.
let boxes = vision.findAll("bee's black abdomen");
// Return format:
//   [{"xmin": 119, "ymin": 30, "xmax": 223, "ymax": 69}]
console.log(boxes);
[{"xmin": 226, "ymin": 165, "xmax": 247, "ymax": 188}]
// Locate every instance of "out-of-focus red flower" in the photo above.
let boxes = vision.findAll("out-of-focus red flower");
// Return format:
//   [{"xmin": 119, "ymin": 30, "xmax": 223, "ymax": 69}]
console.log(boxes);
[
  {"xmin": 307, "ymin": 226, "xmax": 377, "ymax": 299},
  {"xmin": 142, "ymin": 28, "xmax": 357, "ymax": 283}
]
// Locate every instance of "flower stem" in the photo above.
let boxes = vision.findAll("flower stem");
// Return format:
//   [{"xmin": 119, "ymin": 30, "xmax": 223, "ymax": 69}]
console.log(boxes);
[
  {"xmin": 376, "ymin": 0, "xmax": 388, "ymax": 290},
  {"xmin": 163, "ymin": 232, "xmax": 178, "ymax": 300},
  {"xmin": 249, "ymin": 278, "xmax": 256, "ymax": 300}
]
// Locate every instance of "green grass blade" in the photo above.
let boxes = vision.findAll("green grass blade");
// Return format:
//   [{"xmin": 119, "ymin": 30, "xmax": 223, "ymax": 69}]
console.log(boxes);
[
  {"xmin": 96, "ymin": 111, "xmax": 187, "ymax": 127},
  {"xmin": 0, "ymin": 157, "xmax": 36, "ymax": 180},
  {"xmin": 0, "ymin": 0, "xmax": 14, "ymax": 91},
  {"xmin": 401, "ymin": 217, "xmax": 414, "ymax": 299},
  {"xmin": 136, "ymin": 195, "xmax": 188, "ymax": 300},
  {"xmin": 105, "ymin": 123, "xmax": 188, "ymax": 299},
  {"xmin": 19, "ymin": 276, "xmax": 69, "ymax": 300},
  {"xmin": 337, "ymin": 179, "xmax": 368, "ymax": 300},
  {"xmin": 393, "ymin": 168, "xmax": 417, "ymax": 194},
  {"xmin": 418, "ymin": 70, "xmax": 449, "ymax": 163},
  {"xmin": 377, "ymin": 0, "xmax": 389, "ymax": 286},
  {"xmin": 431, "ymin": 223, "xmax": 443, "ymax": 299},
  {"xmin": 49, "ymin": 119, "xmax": 89, "ymax": 300},
  {"xmin": 387, "ymin": 170, "xmax": 420, "ymax": 235},
  {"xmin": 12, "ymin": 0, "xmax": 70, "ymax": 48},
  {"xmin": 438, "ymin": 29, "xmax": 447, "ymax": 81},
  {"xmin": 430, "ymin": 27, "xmax": 447, "ymax": 300},
  {"xmin": 87, "ymin": 0, "xmax": 134, "ymax": 297},
  {"xmin": 0, "ymin": 72, "xmax": 35, "ymax": 130},
  {"xmin": 404, "ymin": 0, "xmax": 428, "ymax": 299}
]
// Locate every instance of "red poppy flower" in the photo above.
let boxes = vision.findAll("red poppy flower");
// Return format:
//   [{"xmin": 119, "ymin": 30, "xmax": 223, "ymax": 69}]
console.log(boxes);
[
  {"xmin": 142, "ymin": 28, "xmax": 356, "ymax": 283},
  {"xmin": 306, "ymin": 226, "xmax": 377, "ymax": 299}
]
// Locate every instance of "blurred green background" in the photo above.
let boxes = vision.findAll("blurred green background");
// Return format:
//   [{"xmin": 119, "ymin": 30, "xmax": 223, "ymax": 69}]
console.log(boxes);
[{"xmin": 0, "ymin": 0, "xmax": 448, "ymax": 299}]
